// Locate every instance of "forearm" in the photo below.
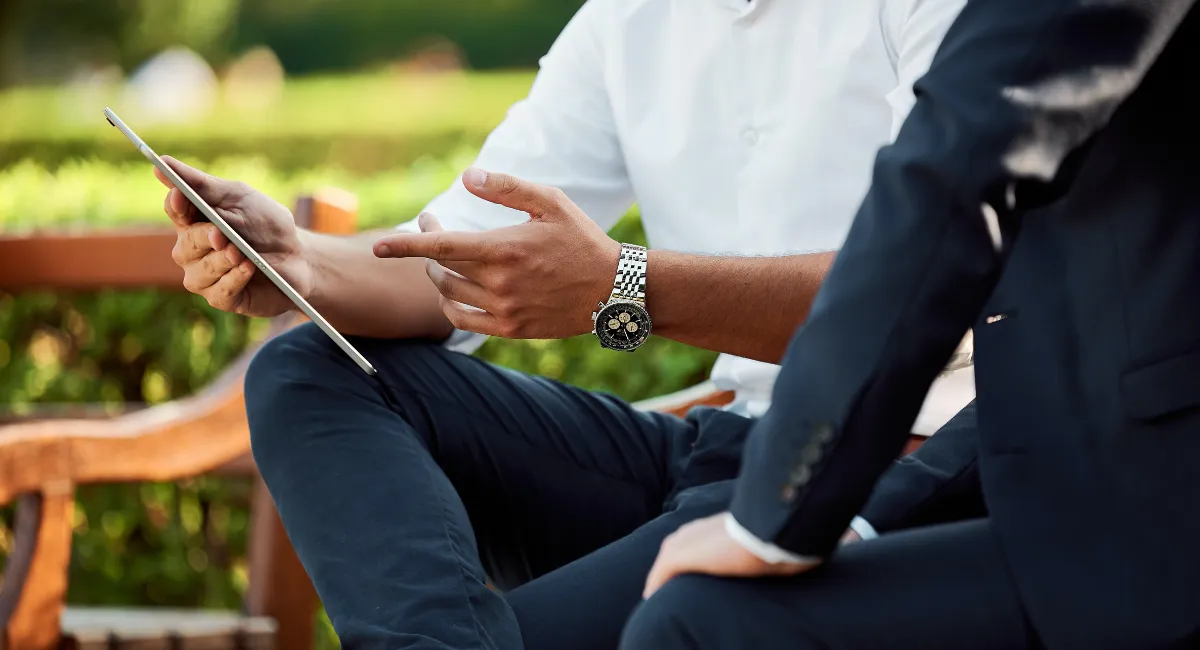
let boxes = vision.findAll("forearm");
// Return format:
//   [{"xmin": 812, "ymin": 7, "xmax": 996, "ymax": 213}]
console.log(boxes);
[
  {"xmin": 300, "ymin": 229, "xmax": 454, "ymax": 340},
  {"xmin": 647, "ymin": 250, "xmax": 835, "ymax": 363}
]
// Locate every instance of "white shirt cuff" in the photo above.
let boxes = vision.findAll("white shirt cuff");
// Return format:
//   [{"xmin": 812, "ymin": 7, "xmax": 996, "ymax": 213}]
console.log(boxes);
[
  {"xmin": 849, "ymin": 516, "xmax": 879, "ymax": 541},
  {"xmin": 723, "ymin": 513, "xmax": 822, "ymax": 566}
]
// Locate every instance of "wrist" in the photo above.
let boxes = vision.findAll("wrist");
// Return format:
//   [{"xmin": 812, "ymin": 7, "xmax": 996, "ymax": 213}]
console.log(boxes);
[
  {"xmin": 723, "ymin": 513, "xmax": 823, "ymax": 568},
  {"xmin": 592, "ymin": 236, "xmax": 622, "ymax": 304},
  {"xmin": 294, "ymin": 228, "xmax": 322, "ymax": 303},
  {"xmin": 591, "ymin": 240, "xmax": 652, "ymax": 351}
]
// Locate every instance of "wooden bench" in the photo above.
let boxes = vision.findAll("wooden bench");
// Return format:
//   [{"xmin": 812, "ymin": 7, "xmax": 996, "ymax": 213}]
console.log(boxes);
[
  {"xmin": 0, "ymin": 189, "xmax": 933, "ymax": 650},
  {"xmin": 0, "ymin": 191, "xmax": 359, "ymax": 650}
]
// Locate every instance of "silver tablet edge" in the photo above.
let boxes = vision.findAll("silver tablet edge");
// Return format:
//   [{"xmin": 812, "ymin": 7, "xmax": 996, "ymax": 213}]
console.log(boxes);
[{"xmin": 104, "ymin": 107, "xmax": 378, "ymax": 376}]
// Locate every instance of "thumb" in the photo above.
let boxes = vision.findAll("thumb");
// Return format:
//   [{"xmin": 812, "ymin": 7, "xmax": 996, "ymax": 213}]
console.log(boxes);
[
  {"xmin": 462, "ymin": 167, "xmax": 564, "ymax": 219},
  {"xmin": 155, "ymin": 156, "xmax": 243, "ymax": 206},
  {"xmin": 417, "ymin": 212, "xmax": 444, "ymax": 233}
]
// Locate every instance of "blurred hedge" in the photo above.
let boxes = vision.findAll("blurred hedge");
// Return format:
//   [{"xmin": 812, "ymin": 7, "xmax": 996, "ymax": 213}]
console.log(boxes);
[
  {"xmin": 0, "ymin": 72, "xmax": 534, "ymax": 172},
  {"xmin": 0, "ymin": 154, "xmax": 717, "ymax": 647}
]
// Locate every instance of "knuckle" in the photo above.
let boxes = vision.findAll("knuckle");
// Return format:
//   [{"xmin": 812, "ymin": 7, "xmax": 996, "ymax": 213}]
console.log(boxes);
[
  {"xmin": 492, "ymin": 298, "xmax": 518, "ymax": 319},
  {"xmin": 490, "ymin": 270, "xmax": 518, "ymax": 296},
  {"xmin": 496, "ymin": 176, "xmax": 520, "ymax": 196},
  {"xmin": 199, "ymin": 253, "xmax": 219, "ymax": 278},
  {"xmin": 493, "ymin": 243, "xmax": 523, "ymax": 265},
  {"xmin": 432, "ymin": 236, "xmax": 455, "ymax": 259},
  {"xmin": 548, "ymin": 187, "xmax": 569, "ymax": 205},
  {"xmin": 182, "ymin": 275, "xmax": 203, "ymax": 295},
  {"xmin": 171, "ymin": 241, "xmax": 186, "ymax": 266},
  {"xmin": 203, "ymin": 291, "xmax": 225, "ymax": 310},
  {"xmin": 189, "ymin": 225, "xmax": 212, "ymax": 251},
  {"xmin": 525, "ymin": 256, "xmax": 548, "ymax": 277}
]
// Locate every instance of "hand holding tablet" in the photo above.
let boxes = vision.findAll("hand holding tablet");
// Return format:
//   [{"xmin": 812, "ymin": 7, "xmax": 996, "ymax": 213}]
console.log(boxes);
[{"xmin": 104, "ymin": 107, "xmax": 377, "ymax": 375}]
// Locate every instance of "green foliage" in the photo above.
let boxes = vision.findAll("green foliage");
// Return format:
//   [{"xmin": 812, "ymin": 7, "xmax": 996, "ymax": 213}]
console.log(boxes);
[
  {"xmin": 0, "ymin": 70, "xmax": 716, "ymax": 648},
  {"xmin": 0, "ymin": 153, "xmax": 479, "ymax": 232}
]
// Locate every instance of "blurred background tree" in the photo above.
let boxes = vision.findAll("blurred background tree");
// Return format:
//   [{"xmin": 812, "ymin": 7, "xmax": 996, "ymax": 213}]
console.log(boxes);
[
  {"xmin": 0, "ymin": 0, "xmax": 586, "ymax": 87},
  {"xmin": 0, "ymin": 1, "xmax": 718, "ymax": 647}
]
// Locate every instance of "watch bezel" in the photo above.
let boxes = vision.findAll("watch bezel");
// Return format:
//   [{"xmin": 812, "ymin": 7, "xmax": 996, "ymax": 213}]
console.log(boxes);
[{"xmin": 593, "ymin": 299, "xmax": 652, "ymax": 351}]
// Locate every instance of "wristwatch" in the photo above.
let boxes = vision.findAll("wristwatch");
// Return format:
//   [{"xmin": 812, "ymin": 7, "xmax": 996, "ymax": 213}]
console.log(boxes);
[{"xmin": 592, "ymin": 243, "xmax": 652, "ymax": 351}]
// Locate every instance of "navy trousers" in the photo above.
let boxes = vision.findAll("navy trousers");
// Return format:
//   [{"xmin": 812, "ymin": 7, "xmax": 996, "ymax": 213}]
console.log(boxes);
[
  {"xmin": 620, "ymin": 518, "xmax": 1042, "ymax": 650},
  {"xmin": 244, "ymin": 323, "xmax": 750, "ymax": 650}
]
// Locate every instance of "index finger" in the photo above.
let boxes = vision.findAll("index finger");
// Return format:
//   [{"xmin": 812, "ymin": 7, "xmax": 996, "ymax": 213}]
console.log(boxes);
[{"xmin": 373, "ymin": 231, "xmax": 494, "ymax": 261}]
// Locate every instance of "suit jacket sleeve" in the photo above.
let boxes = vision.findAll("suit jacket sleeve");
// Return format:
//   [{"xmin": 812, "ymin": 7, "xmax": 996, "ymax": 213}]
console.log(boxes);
[
  {"xmin": 730, "ymin": 0, "xmax": 1196, "ymax": 558},
  {"xmin": 858, "ymin": 400, "xmax": 986, "ymax": 534}
]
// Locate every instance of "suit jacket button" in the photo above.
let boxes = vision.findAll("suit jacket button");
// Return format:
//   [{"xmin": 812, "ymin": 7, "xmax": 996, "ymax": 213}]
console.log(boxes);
[
  {"xmin": 789, "ymin": 465, "xmax": 812, "ymax": 486},
  {"xmin": 781, "ymin": 485, "xmax": 797, "ymax": 502},
  {"xmin": 813, "ymin": 422, "xmax": 835, "ymax": 443}
]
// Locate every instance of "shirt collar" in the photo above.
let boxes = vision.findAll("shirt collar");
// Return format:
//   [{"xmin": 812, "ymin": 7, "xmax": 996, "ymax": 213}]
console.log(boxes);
[{"xmin": 719, "ymin": 0, "xmax": 767, "ymax": 20}]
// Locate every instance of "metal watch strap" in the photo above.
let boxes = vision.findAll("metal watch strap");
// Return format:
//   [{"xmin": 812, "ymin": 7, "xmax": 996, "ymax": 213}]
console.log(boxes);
[{"xmin": 611, "ymin": 243, "xmax": 648, "ymax": 302}]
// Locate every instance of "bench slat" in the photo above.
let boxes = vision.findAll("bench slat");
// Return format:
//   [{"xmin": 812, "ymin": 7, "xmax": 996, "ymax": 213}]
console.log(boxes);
[{"xmin": 60, "ymin": 607, "xmax": 277, "ymax": 650}]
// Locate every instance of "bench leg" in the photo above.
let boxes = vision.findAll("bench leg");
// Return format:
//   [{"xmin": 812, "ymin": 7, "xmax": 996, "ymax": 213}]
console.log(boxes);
[{"xmin": 2, "ymin": 488, "xmax": 74, "ymax": 650}]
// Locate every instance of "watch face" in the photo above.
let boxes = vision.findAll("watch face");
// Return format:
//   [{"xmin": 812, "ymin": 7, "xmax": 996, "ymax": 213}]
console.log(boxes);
[{"xmin": 595, "ymin": 300, "xmax": 652, "ymax": 350}]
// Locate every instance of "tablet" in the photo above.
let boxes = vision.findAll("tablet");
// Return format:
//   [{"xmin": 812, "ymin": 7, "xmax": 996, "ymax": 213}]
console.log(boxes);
[{"xmin": 104, "ymin": 107, "xmax": 378, "ymax": 376}]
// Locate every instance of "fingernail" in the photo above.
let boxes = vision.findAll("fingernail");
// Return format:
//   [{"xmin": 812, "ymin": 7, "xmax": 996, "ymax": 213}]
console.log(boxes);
[
  {"xmin": 376, "ymin": 243, "xmax": 391, "ymax": 257},
  {"xmin": 465, "ymin": 167, "xmax": 488, "ymax": 188}
]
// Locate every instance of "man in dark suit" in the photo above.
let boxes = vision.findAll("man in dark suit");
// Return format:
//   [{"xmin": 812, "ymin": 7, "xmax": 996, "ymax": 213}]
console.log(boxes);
[{"xmin": 620, "ymin": 0, "xmax": 1200, "ymax": 648}]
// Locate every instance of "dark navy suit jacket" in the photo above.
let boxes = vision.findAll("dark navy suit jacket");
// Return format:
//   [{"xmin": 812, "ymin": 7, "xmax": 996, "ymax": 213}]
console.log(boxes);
[{"xmin": 730, "ymin": 1, "xmax": 1200, "ymax": 647}]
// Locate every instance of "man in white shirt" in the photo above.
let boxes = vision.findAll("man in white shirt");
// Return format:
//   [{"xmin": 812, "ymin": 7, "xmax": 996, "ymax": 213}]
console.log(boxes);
[{"xmin": 156, "ymin": 0, "xmax": 967, "ymax": 647}]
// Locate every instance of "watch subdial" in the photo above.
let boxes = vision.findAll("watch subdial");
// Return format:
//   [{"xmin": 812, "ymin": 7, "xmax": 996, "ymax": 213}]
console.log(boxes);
[
  {"xmin": 608, "ymin": 318, "xmax": 621, "ymax": 330},
  {"xmin": 625, "ymin": 322, "xmax": 638, "ymax": 333},
  {"xmin": 618, "ymin": 312, "xmax": 631, "ymax": 323}
]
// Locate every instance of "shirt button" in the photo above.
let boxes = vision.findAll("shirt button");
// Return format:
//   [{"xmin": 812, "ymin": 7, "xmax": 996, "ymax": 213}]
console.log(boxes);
[{"xmin": 741, "ymin": 128, "xmax": 759, "ymax": 145}]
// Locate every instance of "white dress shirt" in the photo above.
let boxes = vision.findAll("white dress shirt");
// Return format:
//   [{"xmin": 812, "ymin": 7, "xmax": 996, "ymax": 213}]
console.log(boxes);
[
  {"xmin": 398, "ymin": 0, "xmax": 970, "ymax": 563},
  {"xmin": 401, "ymin": 0, "xmax": 972, "ymax": 438}
]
